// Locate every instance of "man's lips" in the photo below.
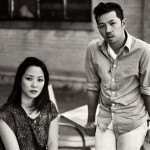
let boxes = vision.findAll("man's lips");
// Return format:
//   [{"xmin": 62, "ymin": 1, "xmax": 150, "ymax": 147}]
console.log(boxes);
[{"xmin": 107, "ymin": 35, "xmax": 114, "ymax": 38}]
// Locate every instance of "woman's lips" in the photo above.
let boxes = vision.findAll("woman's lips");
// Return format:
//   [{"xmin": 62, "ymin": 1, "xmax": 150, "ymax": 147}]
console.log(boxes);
[{"xmin": 30, "ymin": 90, "xmax": 38, "ymax": 94}]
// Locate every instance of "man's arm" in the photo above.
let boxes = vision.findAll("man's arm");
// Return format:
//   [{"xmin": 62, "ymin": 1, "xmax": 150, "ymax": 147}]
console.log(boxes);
[
  {"xmin": 143, "ymin": 94, "xmax": 150, "ymax": 143},
  {"xmin": 143, "ymin": 94, "xmax": 150, "ymax": 116},
  {"xmin": 84, "ymin": 41, "xmax": 100, "ymax": 136},
  {"xmin": 84, "ymin": 90, "xmax": 99, "ymax": 136},
  {"xmin": 87, "ymin": 90, "xmax": 99, "ymax": 123}
]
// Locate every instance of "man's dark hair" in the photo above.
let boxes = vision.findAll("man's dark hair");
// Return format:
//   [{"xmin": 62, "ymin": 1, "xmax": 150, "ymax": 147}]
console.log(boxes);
[{"xmin": 93, "ymin": 2, "xmax": 124, "ymax": 23}]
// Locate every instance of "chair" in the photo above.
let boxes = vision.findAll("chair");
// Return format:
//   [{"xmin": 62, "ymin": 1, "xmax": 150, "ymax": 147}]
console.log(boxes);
[
  {"xmin": 48, "ymin": 84, "xmax": 95, "ymax": 150},
  {"xmin": 48, "ymin": 84, "xmax": 59, "ymax": 111},
  {"xmin": 58, "ymin": 122, "xmax": 95, "ymax": 150},
  {"xmin": 58, "ymin": 122, "xmax": 86, "ymax": 150}
]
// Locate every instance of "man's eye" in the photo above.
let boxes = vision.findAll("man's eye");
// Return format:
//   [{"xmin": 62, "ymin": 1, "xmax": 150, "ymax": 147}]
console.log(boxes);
[
  {"xmin": 99, "ymin": 25, "xmax": 105, "ymax": 29},
  {"xmin": 110, "ymin": 22, "xmax": 116, "ymax": 25}
]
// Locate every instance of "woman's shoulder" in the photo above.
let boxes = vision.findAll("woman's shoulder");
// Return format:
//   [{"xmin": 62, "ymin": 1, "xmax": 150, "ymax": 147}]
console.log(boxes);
[
  {"xmin": 43, "ymin": 100, "xmax": 58, "ymax": 120},
  {"xmin": 43, "ymin": 100, "xmax": 56, "ymax": 112},
  {"xmin": 0, "ymin": 105, "xmax": 17, "ymax": 132},
  {"xmin": 0, "ymin": 104, "xmax": 23, "ymax": 122},
  {"xmin": 0, "ymin": 104, "xmax": 18, "ymax": 120},
  {"xmin": 0, "ymin": 104, "xmax": 13, "ymax": 116}
]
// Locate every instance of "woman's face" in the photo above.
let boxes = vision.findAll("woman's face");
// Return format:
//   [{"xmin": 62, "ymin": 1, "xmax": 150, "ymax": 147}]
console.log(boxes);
[{"xmin": 21, "ymin": 66, "xmax": 45, "ymax": 100}]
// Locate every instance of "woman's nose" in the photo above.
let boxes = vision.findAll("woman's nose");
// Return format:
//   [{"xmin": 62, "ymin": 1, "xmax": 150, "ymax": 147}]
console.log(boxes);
[{"xmin": 32, "ymin": 80, "xmax": 37, "ymax": 87}]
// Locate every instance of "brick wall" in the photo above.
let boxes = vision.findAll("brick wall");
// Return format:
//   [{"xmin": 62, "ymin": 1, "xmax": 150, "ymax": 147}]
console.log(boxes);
[
  {"xmin": 0, "ymin": 0, "xmax": 149, "ymax": 83},
  {"xmin": 143, "ymin": 0, "xmax": 150, "ymax": 43}
]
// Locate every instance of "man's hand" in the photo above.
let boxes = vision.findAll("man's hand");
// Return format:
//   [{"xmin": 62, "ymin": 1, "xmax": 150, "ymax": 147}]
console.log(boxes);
[
  {"xmin": 84, "ymin": 122, "xmax": 96, "ymax": 136},
  {"xmin": 145, "ymin": 129, "xmax": 150, "ymax": 143}
]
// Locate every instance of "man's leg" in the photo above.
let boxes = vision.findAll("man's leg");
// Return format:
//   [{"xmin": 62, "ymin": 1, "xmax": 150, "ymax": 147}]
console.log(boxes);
[
  {"xmin": 117, "ymin": 122, "xmax": 147, "ymax": 150},
  {"xmin": 95, "ymin": 126, "xmax": 116, "ymax": 150}
]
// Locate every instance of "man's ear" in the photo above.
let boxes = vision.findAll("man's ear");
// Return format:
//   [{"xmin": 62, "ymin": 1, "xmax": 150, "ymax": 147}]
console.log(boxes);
[{"xmin": 122, "ymin": 18, "xmax": 126, "ymax": 29}]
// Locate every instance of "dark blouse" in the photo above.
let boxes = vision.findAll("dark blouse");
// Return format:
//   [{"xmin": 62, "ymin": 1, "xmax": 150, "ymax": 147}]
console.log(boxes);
[{"xmin": 0, "ymin": 100, "xmax": 58, "ymax": 150}]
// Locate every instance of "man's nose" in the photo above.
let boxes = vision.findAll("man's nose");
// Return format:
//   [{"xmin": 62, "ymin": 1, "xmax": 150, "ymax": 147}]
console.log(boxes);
[{"xmin": 106, "ymin": 25, "xmax": 111, "ymax": 33}]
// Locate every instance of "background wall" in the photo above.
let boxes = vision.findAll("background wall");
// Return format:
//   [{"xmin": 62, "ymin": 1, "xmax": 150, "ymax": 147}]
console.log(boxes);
[{"xmin": 0, "ymin": 0, "xmax": 149, "ymax": 84}]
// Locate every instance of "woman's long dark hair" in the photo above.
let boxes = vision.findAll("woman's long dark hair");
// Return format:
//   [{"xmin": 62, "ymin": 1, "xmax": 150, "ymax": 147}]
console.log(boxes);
[{"xmin": 3, "ymin": 57, "xmax": 50, "ymax": 112}]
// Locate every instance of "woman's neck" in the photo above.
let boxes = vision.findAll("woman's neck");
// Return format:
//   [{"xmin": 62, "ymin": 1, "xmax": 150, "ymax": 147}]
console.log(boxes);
[
  {"xmin": 21, "ymin": 95, "xmax": 34, "ymax": 115},
  {"xmin": 21, "ymin": 99, "xmax": 40, "ymax": 118},
  {"xmin": 20, "ymin": 94, "xmax": 40, "ymax": 119},
  {"xmin": 21, "ymin": 93, "xmax": 34, "ymax": 107},
  {"xmin": 21, "ymin": 98, "xmax": 33, "ymax": 108},
  {"xmin": 21, "ymin": 99, "xmax": 33, "ymax": 114}
]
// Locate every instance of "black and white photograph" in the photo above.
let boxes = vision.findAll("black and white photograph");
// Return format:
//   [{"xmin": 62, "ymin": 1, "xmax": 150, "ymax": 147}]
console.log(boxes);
[{"xmin": 0, "ymin": 1, "xmax": 150, "ymax": 150}]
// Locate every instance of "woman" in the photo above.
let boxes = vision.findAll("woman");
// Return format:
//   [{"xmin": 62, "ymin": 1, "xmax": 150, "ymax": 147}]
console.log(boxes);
[{"xmin": 0, "ymin": 57, "xmax": 59, "ymax": 150}]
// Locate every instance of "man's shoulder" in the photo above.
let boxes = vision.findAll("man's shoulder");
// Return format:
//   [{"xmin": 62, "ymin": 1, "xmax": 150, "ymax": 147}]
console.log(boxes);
[
  {"xmin": 88, "ymin": 38, "xmax": 104, "ymax": 49},
  {"xmin": 131, "ymin": 35, "xmax": 150, "ymax": 49}
]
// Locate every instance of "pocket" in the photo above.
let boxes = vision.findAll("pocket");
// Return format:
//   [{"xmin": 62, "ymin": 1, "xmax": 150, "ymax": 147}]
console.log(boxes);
[{"xmin": 117, "ymin": 66, "xmax": 138, "ymax": 80}]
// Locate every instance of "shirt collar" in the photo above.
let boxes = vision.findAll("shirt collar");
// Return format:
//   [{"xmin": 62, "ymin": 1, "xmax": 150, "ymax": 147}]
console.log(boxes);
[
  {"xmin": 107, "ymin": 43, "xmax": 117, "ymax": 60},
  {"xmin": 124, "ymin": 31, "xmax": 132, "ymax": 52},
  {"xmin": 97, "ymin": 30, "xmax": 133, "ymax": 53},
  {"xmin": 96, "ymin": 39, "xmax": 107, "ymax": 53}
]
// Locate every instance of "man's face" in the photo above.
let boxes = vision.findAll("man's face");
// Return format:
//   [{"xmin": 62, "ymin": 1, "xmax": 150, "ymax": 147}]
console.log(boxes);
[{"xmin": 97, "ymin": 11, "xmax": 126, "ymax": 45}]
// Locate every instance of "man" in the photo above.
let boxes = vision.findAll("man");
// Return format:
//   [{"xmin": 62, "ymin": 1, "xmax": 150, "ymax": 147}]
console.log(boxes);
[{"xmin": 85, "ymin": 2, "xmax": 150, "ymax": 150}]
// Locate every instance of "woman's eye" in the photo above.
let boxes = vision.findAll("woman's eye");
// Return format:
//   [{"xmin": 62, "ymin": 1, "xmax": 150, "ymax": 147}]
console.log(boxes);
[
  {"xmin": 26, "ymin": 77, "xmax": 32, "ymax": 81},
  {"xmin": 38, "ymin": 79, "xmax": 44, "ymax": 82}
]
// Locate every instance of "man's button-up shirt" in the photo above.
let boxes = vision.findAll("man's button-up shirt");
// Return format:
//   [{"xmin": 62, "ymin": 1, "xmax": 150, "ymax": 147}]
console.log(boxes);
[{"xmin": 85, "ymin": 31, "xmax": 150, "ymax": 134}]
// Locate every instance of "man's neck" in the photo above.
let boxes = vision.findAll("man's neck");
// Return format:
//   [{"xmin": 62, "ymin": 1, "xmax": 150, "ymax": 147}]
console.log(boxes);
[{"xmin": 109, "ymin": 31, "xmax": 127, "ymax": 54}]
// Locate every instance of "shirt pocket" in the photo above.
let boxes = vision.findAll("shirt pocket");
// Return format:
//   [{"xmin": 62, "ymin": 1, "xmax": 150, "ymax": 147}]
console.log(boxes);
[{"xmin": 117, "ymin": 66, "xmax": 138, "ymax": 80}]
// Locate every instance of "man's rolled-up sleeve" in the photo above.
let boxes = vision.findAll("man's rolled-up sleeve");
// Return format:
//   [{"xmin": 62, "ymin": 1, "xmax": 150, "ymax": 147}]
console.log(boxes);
[
  {"xmin": 85, "ymin": 42, "xmax": 100, "ymax": 91},
  {"xmin": 140, "ymin": 45, "xmax": 150, "ymax": 95}
]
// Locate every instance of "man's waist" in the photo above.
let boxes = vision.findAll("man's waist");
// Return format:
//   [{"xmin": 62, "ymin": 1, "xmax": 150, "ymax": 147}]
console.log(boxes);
[
  {"xmin": 99, "ymin": 102, "xmax": 146, "ymax": 117},
  {"xmin": 97, "ymin": 109, "xmax": 148, "ymax": 134}
]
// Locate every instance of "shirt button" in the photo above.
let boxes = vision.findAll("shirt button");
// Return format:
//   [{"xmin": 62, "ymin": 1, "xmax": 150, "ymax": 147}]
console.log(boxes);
[
  {"xmin": 112, "ymin": 113, "xmax": 114, "ymax": 116},
  {"xmin": 112, "ymin": 92, "xmax": 115, "ymax": 95},
  {"xmin": 113, "ymin": 64, "xmax": 116, "ymax": 67},
  {"xmin": 112, "ymin": 103, "xmax": 115, "ymax": 106},
  {"xmin": 112, "ymin": 78, "xmax": 115, "ymax": 82}
]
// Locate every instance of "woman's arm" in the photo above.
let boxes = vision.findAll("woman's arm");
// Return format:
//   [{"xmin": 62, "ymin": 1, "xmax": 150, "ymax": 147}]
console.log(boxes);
[
  {"xmin": 0, "ymin": 119, "xmax": 20, "ymax": 150},
  {"xmin": 47, "ymin": 117, "xmax": 59, "ymax": 150}
]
